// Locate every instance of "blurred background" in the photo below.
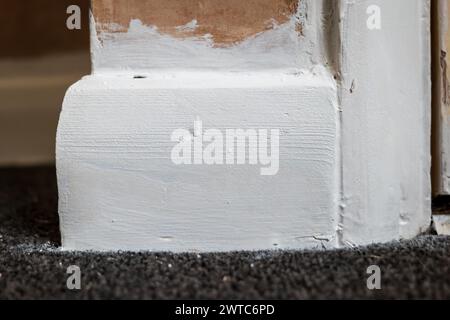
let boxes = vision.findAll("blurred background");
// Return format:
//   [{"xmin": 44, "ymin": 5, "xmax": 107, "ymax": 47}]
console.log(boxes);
[{"xmin": 0, "ymin": 0, "xmax": 90, "ymax": 166}]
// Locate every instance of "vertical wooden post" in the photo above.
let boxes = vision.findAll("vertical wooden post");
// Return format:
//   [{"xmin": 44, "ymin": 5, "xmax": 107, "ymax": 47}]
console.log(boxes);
[{"xmin": 432, "ymin": 0, "xmax": 450, "ymax": 196}]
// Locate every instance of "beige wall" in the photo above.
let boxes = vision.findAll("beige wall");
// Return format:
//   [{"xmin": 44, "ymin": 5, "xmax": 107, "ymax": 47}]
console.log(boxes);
[{"xmin": 0, "ymin": 0, "xmax": 90, "ymax": 166}]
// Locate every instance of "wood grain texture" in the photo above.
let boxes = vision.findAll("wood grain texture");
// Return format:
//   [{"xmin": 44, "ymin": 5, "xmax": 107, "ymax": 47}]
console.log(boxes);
[
  {"xmin": 432, "ymin": 0, "xmax": 450, "ymax": 195},
  {"xmin": 57, "ymin": 73, "xmax": 339, "ymax": 251},
  {"xmin": 447, "ymin": 1, "xmax": 450, "ymax": 83}
]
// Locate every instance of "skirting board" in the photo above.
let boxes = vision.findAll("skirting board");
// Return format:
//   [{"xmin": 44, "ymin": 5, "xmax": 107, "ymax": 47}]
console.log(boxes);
[{"xmin": 57, "ymin": 72, "xmax": 340, "ymax": 252}]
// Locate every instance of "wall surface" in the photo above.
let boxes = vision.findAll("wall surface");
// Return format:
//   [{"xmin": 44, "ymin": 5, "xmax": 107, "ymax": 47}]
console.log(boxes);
[{"xmin": 0, "ymin": 0, "xmax": 90, "ymax": 166}]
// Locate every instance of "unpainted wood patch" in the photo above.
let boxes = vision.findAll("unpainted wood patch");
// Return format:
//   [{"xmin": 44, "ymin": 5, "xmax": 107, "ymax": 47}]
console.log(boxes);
[{"xmin": 92, "ymin": 0, "xmax": 300, "ymax": 46}]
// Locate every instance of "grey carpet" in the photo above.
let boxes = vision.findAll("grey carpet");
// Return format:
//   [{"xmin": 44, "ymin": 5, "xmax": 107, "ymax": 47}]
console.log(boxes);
[{"xmin": 0, "ymin": 166, "xmax": 449, "ymax": 300}]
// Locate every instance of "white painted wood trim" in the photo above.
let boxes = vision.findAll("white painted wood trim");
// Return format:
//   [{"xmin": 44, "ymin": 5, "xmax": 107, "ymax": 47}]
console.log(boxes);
[
  {"xmin": 338, "ymin": 0, "xmax": 431, "ymax": 244},
  {"xmin": 57, "ymin": 0, "xmax": 432, "ymax": 252},
  {"xmin": 57, "ymin": 72, "xmax": 340, "ymax": 252}
]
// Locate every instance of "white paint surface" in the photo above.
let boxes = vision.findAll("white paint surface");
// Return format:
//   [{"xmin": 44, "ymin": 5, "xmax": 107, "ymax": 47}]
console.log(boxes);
[
  {"xmin": 339, "ymin": 0, "xmax": 431, "ymax": 244},
  {"xmin": 57, "ymin": 72, "xmax": 339, "ymax": 251},
  {"xmin": 57, "ymin": 0, "xmax": 432, "ymax": 252},
  {"xmin": 90, "ymin": 1, "xmax": 330, "ymax": 73}
]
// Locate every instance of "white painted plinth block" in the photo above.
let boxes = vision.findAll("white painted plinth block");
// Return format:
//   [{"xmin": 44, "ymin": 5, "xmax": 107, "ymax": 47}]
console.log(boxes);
[
  {"xmin": 57, "ymin": 0, "xmax": 432, "ymax": 252},
  {"xmin": 57, "ymin": 72, "xmax": 339, "ymax": 252}
]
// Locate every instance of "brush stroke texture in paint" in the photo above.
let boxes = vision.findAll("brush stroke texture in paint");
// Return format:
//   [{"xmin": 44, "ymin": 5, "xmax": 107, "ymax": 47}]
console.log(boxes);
[
  {"xmin": 57, "ymin": 71, "xmax": 340, "ymax": 252},
  {"xmin": 90, "ymin": 0, "xmax": 323, "ymax": 72},
  {"xmin": 93, "ymin": 0, "xmax": 300, "ymax": 46},
  {"xmin": 338, "ymin": 0, "xmax": 431, "ymax": 245}
]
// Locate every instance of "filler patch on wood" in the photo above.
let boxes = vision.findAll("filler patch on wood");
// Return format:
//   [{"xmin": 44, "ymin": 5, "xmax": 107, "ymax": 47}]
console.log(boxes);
[{"xmin": 92, "ymin": 0, "xmax": 299, "ymax": 46}]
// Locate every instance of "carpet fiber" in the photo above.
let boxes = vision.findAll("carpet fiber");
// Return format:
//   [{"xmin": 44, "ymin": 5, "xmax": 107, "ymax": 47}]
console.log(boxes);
[{"xmin": 0, "ymin": 166, "xmax": 449, "ymax": 300}]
